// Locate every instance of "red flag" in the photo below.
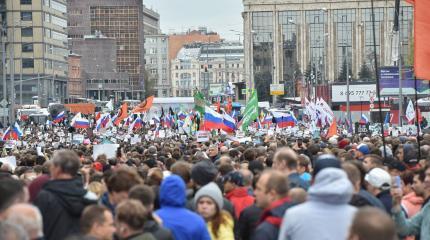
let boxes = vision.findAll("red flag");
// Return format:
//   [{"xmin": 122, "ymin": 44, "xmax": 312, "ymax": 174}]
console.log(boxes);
[
  {"xmin": 114, "ymin": 102, "xmax": 128, "ymax": 126},
  {"xmin": 326, "ymin": 118, "xmax": 337, "ymax": 139},
  {"xmin": 226, "ymin": 97, "xmax": 232, "ymax": 114},
  {"xmin": 413, "ymin": 0, "xmax": 430, "ymax": 80},
  {"xmin": 95, "ymin": 112, "xmax": 101, "ymax": 121},
  {"xmin": 132, "ymin": 96, "xmax": 154, "ymax": 113}
]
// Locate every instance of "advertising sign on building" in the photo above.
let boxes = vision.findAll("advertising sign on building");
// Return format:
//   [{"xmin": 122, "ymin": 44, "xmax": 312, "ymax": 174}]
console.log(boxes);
[
  {"xmin": 270, "ymin": 84, "xmax": 285, "ymax": 96},
  {"xmin": 331, "ymin": 84, "xmax": 377, "ymax": 102}
]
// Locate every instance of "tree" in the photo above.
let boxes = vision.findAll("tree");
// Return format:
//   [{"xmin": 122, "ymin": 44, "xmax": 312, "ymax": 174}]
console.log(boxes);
[
  {"xmin": 337, "ymin": 58, "xmax": 351, "ymax": 82},
  {"xmin": 358, "ymin": 62, "xmax": 373, "ymax": 81},
  {"xmin": 406, "ymin": 35, "xmax": 414, "ymax": 67}
]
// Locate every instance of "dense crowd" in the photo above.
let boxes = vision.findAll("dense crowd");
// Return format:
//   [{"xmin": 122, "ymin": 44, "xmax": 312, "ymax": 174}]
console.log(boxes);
[{"xmin": 1, "ymin": 123, "xmax": 430, "ymax": 240}]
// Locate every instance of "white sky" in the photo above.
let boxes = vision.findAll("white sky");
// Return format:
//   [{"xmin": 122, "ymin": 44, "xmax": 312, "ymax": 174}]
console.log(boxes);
[{"xmin": 143, "ymin": 0, "xmax": 244, "ymax": 41}]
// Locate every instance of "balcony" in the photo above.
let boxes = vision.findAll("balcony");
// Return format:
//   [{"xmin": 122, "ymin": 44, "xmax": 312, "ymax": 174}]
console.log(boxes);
[{"xmin": 86, "ymin": 83, "xmax": 131, "ymax": 91}]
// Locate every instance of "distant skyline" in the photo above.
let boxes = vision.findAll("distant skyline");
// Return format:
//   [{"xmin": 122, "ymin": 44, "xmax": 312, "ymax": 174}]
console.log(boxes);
[{"xmin": 143, "ymin": 0, "xmax": 244, "ymax": 41}]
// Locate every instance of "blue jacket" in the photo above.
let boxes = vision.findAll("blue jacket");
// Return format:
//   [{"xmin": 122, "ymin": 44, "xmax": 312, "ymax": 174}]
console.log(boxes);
[{"xmin": 155, "ymin": 175, "xmax": 210, "ymax": 240}]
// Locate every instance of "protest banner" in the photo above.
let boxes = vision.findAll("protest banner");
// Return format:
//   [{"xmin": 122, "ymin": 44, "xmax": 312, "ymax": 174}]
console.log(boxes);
[{"xmin": 92, "ymin": 144, "xmax": 119, "ymax": 159}]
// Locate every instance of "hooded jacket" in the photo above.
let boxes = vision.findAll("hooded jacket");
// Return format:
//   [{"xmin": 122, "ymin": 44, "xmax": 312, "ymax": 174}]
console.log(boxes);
[
  {"xmin": 33, "ymin": 177, "xmax": 97, "ymax": 240},
  {"xmin": 155, "ymin": 175, "xmax": 210, "ymax": 240},
  {"xmin": 278, "ymin": 168, "xmax": 357, "ymax": 240},
  {"xmin": 402, "ymin": 192, "xmax": 424, "ymax": 218}
]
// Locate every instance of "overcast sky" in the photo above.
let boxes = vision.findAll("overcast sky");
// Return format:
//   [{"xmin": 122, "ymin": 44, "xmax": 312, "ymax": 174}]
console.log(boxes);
[{"xmin": 143, "ymin": 0, "xmax": 244, "ymax": 41}]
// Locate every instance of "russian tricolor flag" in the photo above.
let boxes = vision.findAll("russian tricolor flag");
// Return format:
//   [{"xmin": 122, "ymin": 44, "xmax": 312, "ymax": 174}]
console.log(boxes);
[
  {"xmin": 204, "ymin": 106, "xmax": 223, "ymax": 130},
  {"xmin": 129, "ymin": 116, "xmax": 143, "ymax": 132},
  {"xmin": 74, "ymin": 118, "xmax": 90, "ymax": 129},
  {"xmin": 262, "ymin": 114, "xmax": 273, "ymax": 125},
  {"xmin": 359, "ymin": 114, "xmax": 369, "ymax": 124},
  {"xmin": 178, "ymin": 112, "xmax": 187, "ymax": 120},
  {"xmin": 53, "ymin": 111, "xmax": 66, "ymax": 124},
  {"xmin": 272, "ymin": 112, "xmax": 296, "ymax": 128},
  {"xmin": 222, "ymin": 113, "xmax": 236, "ymax": 133},
  {"xmin": 3, "ymin": 123, "xmax": 23, "ymax": 140}
]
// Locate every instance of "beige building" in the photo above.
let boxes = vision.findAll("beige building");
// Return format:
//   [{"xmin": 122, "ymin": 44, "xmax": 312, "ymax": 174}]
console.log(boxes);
[
  {"xmin": 1, "ymin": 0, "xmax": 68, "ymax": 106},
  {"xmin": 242, "ymin": 0, "xmax": 413, "ymax": 101},
  {"xmin": 171, "ymin": 42, "xmax": 245, "ymax": 98}
]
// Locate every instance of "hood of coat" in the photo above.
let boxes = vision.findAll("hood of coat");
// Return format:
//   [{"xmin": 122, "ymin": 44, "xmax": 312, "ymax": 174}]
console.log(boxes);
[{"xmin": 308, "ymin": 168, "xmax": 354, "ymax": 205}]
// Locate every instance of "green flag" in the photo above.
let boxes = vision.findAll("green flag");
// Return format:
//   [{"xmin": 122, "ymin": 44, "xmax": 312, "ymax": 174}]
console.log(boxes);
[
  {"xmin": 194, "ymin": 90, "xmax": 206, "ymax": 115},
  {"xmin": 240, "ymin": 90, "xmax": 259, "ymax": 131}
]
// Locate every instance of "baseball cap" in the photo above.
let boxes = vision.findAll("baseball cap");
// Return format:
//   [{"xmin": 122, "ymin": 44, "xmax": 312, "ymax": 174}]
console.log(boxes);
[
  {"xmin": 365, "ymin": 168, "xmax": 391, "ymax": 190},
  {"xmin": 357, "ymin": 143, "xmax": 370, "ymax": 155}
]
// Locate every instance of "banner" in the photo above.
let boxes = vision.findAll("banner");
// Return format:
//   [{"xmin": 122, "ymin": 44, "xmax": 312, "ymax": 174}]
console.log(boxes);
[
  {"xmin": 93, "ymin": 144, "xmax": 119, "ymax": 159},
  {"xmin": 240, "ymin": 90, "xmax": 259, "ymax": 131}
]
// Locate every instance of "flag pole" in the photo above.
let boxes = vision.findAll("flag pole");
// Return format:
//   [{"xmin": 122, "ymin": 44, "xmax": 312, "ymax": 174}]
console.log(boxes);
[
  {"xmin": 414, "ymin": 76, "xmax": 421, "ymax": 160},
  {"xmin": 371, "ymin": 0, "xmax": 387, "ymax": 158}
]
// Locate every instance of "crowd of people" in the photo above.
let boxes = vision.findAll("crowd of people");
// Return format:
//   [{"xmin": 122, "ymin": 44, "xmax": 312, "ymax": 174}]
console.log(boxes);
[{"xmin": 1, "ymin": 122, "xmax": 430, "ymax": 240}]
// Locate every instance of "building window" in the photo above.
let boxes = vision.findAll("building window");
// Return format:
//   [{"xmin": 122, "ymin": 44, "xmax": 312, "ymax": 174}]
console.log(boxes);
[
  {"xmin": 20, "ymin": 0, "xmax": 32, "ymax": 4},
  {"xmin": 51, "ymin": 0, "xmax": 67, "ymax": 13},
  {"xmin": 22, "ymin": 43, "xmax": 33, "ymax": 52},
  {"xmin": 21, "ymin": 12, "xmax": 32, "ymax": 21},
  {"xmin": 22, "ymin": 58, "xmax": 34, "ymax": 68},
  {"xmin": 21, "ymin": 27, "xmax": 33, "ymax": 37}
]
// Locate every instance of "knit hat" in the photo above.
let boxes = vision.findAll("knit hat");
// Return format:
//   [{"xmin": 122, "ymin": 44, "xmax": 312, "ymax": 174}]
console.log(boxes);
[
  {"xmin": 191, "ymin": 160, "xmax": 218, "ymax": 186},
  {"xmin": 365, "ymin": 168, "xmax": 391, "ymax": 190},
  {"xmin": 222, "ymin": 171, "xmax": 244, "ymax": 186},
  {"xmin": 357, "ymin": 143, "xmax": 370, "ymax": 155},
  {"xmin": 313, "ymin": 154, "xmax": 341, "ymax": 177},
  {"xmin": 194, "ymin": 182, "xmax": 224, "ymax": 210}
]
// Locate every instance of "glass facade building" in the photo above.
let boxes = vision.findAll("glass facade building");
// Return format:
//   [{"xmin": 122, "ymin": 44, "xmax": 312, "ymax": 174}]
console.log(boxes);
[{"xmin": 243, "ymin": 0, "xmax": 414, "ymax": 100}]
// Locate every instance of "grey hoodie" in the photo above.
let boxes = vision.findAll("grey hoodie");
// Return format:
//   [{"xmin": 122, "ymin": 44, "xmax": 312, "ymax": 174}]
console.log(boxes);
[{"xmin": 278, "ymin": 168, "xmax": 357, "ymax": 240}]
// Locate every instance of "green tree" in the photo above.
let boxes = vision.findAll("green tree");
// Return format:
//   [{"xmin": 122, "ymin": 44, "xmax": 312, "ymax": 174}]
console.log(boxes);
[
  {"xmin": 358, "ymin": 62, "xmax": 373, "ymax": 81},
  {"xmin": 338, "ymin": 59, "xmax": 352, "ymax": 82},
  {"xmin": 406, "ymin": 35, "xmax": 414, "ymax": 67}
]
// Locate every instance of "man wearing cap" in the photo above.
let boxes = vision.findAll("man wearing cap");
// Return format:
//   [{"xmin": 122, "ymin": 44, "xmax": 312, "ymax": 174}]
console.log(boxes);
[
  {"xmin": 365, "ymin": 168, "xmax": 392, "ymax": 213},
  {"xmin": 223, "ymin": 171, "xmax": 255, "ymax": 219},
  {"xmin": 355, "ymin": 143, "xmax": 370, "ymax": 160}
]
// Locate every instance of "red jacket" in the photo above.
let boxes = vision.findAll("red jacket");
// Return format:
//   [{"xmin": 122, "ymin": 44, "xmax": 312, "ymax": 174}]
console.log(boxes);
[{"xmin": 225, "ymin": 187, "xmax": 255, "ymax": 219}]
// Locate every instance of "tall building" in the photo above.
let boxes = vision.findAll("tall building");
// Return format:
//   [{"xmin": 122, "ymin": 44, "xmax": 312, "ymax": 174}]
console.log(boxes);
[
  {"xmin": 142, "ymin": 5, "xmax": 159, "ymax": 35},
  {"xmin": 70, "ymin": 34, "xmax": 129, "ymax": 101},
  {"xmin": 171, "ymin": 42, "xmax": 244, "ymax": 98},
  {"xmin": 0, "ymin": 0, "xmax": 68, "ymax": 106},
  {"xmin": 144, "ymin": 34, "xmax": 169, "ymax": 97},
  {"xmin": 242, "ymin": 0, "xmax": 414, "ymax": 101},
  {"xmin": 68, "ymin": 0, "xmax": 145, "ymax": 99}
]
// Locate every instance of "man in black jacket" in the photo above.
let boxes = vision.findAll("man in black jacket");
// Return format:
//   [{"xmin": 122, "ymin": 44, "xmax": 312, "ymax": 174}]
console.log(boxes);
[{"xmin": 34, "ymin": 150, "xmax": 97, "ymax": 240}]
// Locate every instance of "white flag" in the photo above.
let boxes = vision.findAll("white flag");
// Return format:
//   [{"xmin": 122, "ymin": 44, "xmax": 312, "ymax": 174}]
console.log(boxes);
[
  {"xmin": 406, "ymin": 100, "xmax": 416, "ymax": 122},
  {"xmin": 106, "ymin": 100, "xmax": 114, "ymax": 112}
]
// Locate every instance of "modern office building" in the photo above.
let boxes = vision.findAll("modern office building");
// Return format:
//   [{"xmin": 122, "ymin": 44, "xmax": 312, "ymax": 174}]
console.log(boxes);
[
  {"xmin": 242, "ymin": 0, "xmax": 414, "ymax": 101},
  {"xmin": 144, "ymin": 34, "xmax": 170, "ymax": 97},
  {"xmin": 0, "ymin": 0, "xmax": 68, "ymax": 106},
  {"xmin": 68, "ymin": 0, "xmax": 145, "ymax": 100},
  {"xmin": 142, "ymin": 4, "xmax": 160, "ymax": 35},
  {"xmin": 171, "ymin": 42, "xmax": 245, "ymax": 98}
]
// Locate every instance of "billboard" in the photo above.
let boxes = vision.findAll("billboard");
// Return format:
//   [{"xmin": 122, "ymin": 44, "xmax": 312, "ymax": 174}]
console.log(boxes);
[
  {"xmin": 380, "ymin": 66, "xmax": 429, "ymax": 92},
  {"xmin": 331, "ymin": 84, "xmax": 377, "ymax": 102}
]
